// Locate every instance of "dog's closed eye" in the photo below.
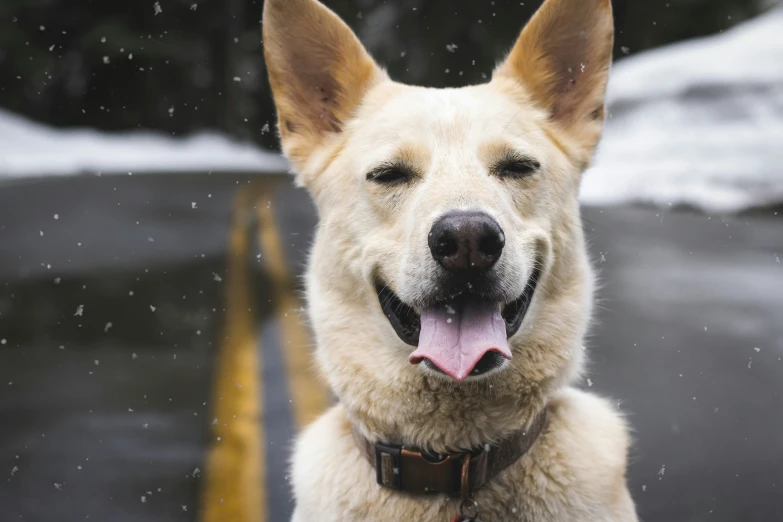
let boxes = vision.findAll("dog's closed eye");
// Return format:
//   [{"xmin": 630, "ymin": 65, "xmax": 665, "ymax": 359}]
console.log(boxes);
[
  {"xmin": 493, "ymin": 153, "xmax": 540, "ymax": 180},
  {"xmin": 366, "ymin": 162, "xmax": 417, "ymax": 185}
]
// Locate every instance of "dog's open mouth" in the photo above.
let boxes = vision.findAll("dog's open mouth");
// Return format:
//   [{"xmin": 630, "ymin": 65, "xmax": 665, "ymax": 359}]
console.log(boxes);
[{"xmin": 376, "ymin": 265, "xmax": 541, "ymax": 382}]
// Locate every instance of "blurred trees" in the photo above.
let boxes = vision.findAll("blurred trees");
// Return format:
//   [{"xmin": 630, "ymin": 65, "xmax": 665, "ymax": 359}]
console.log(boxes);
[{"xmin": 0, "ymin": 0, "xmax": 768, "ymax": 150}]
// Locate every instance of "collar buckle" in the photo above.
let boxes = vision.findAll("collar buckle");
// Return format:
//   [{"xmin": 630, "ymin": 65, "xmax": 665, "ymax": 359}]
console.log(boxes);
[{"xmin": 375, "ymin": 442, "xmax": 402, "ymax": 489}]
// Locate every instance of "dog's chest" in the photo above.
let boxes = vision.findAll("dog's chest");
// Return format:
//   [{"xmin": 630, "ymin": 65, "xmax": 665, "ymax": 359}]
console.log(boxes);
[
  {"xmin": 292, "ymin": 437, "xmax": 550, "ymax": 522},
  {"xmin": 303, "ymin": 476, "xmax": 546, "ymax": 522},
  {"xmin": 291, "ymin": 395, "xmax": 637, "ymax": 522}
]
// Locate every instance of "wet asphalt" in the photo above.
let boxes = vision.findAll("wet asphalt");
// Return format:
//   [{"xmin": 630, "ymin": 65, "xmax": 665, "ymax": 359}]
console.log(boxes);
[{"xmin": 0, "ymin": 174, "xmax": 781, "ymax": 521}]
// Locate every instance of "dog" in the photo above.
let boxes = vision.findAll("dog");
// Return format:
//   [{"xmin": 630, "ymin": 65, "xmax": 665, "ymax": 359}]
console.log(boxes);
[{"xmin": 263, "ymin": 0, "xmax": 638, "ymax": 520}]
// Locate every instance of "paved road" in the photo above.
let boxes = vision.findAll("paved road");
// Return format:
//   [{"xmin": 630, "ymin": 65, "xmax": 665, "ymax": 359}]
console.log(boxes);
[
  {"xmin": 1, "ymin": 175, "xmax": 781, "ymax": 521},
  {"xmin": 584, "ymin": 205, "xmax": 783, "ymax": 521}
]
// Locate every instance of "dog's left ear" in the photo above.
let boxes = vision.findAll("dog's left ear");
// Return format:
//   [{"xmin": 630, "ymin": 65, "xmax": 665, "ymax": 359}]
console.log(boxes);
[
  {"xmin": 263, "ymin": 0, "xmax": 385, "ymax": 172},
  {"xmin": 494, "ymin": 0, "xmax": 614, "ymax": 156}
]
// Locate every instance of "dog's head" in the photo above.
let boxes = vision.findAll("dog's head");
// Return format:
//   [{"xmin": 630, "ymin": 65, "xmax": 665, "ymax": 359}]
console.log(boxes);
[{"xmin": 264, "ymin": 0, "xmax": 613, "ymax": 440}]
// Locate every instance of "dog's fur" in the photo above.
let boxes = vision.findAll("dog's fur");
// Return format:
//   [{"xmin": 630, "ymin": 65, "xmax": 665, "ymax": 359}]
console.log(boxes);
[{"xmin": 263, "ymin": 0, "xmax": 638, "ymax": 519}]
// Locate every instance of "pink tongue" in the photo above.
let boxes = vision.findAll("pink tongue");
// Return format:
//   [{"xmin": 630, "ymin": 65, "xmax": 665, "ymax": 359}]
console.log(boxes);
[{"xmin": 409, "ymin": 300, "xmax": 510, "ymax": 382}]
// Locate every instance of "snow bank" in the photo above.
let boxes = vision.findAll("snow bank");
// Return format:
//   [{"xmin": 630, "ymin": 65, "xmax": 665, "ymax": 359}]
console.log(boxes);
[
  {"xmin": 581, "ymin": 8, "xmax": 783, "ymax": 213},
  {"xmin": 0, "ymin": 108, "xmax": 287, "ymax": 180},
  {"xmin": 2, "ymin": 10, "xmax": 782, "ymax": 212}
]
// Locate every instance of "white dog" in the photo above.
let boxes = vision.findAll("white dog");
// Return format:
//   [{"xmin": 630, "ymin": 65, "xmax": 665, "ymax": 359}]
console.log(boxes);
[{"xmin": 263, "ymin": 0, "xmax": 638, "ymax": 519}]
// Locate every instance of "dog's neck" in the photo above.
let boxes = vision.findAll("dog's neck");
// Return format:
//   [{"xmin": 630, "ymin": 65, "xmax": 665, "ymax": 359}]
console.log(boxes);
[
  {"xmin": 349, "ymin": 406, "xmax": 549, "ymax": 497},
  {"xmin": 342, "ymin": 370, "xmax": 551, "ymax": 454}
]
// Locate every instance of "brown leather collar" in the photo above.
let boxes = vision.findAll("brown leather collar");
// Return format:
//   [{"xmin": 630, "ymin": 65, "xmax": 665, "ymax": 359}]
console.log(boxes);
[{"xmin": 352, "ymin": 408, "xmax": 547, "ymax": 498}]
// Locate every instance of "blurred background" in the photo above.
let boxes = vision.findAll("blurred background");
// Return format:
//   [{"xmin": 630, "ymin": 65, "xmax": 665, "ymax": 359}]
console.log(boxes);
[{"xmin": 1, "ymin": 0, "xmax": 782, "ymax": 521}]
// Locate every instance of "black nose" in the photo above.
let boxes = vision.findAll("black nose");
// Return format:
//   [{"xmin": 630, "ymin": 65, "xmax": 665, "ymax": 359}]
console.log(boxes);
[{"xmin": 428, "ymin": 211, "xmax": 505, "ymax": 273}]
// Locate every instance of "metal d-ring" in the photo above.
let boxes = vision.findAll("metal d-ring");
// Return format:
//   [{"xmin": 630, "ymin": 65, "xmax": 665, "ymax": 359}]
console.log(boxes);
[{"xmin": 459, "ymin": 498, "xmax": 479, "ymax": 519}]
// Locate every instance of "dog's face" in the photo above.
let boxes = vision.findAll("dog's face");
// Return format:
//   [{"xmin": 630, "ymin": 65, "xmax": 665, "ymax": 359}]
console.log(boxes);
[
  {"xmin": 264, "ymin": 0, "xmax": 613, "ymax": 439},
  {"xmin": 310, "ymin": 84, "xmax": 566, "ymax": 382}
]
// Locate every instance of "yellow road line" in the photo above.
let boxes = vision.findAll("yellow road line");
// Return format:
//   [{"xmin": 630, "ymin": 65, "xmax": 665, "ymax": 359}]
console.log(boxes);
[
  {"xmin": 201, "ymin": 186, "xmax": 265, "ymax": 522},
  {"xmin": 257, "ymin": 202, "xmax": 330, "ymax": 429}
]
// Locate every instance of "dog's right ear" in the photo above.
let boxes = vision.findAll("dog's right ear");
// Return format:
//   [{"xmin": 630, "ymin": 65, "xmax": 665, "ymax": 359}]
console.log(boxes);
[{"xmin": 263, "ymin": 0, "xmax": 385, "ymax": 171}]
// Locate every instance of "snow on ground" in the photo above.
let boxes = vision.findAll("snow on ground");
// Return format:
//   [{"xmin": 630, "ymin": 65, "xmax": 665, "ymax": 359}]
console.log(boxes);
[
  {"xmin": 581, "ymin": 8, "xmax": 783, "ymax": 213},
  {"xmin": 0, "ymin": 108, "xmax": 287, "ymax": 180}
]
